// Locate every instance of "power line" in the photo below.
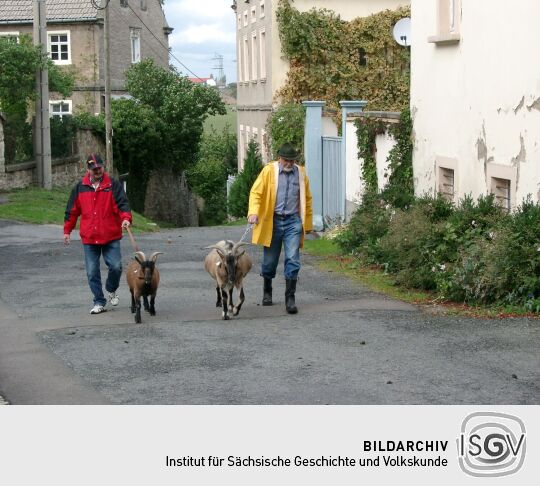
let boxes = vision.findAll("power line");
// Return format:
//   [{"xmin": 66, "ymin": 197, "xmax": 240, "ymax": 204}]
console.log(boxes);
[{"xmin": 124, "ymin": 2, "xmax": 206, "ymax": 81}]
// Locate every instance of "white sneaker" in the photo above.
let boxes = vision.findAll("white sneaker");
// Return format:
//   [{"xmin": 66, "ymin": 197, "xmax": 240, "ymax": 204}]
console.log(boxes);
[
  {"xmin": 90, "ymin": 304, "xmax": 106, "ymax": 314},
  {"xmin": 107, "ymin": 291, "xmax": 119, "ymax": 306}
]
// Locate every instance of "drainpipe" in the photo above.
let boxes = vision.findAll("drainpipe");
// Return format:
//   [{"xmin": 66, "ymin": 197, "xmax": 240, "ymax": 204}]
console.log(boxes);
[
  {"xmin": 340, "ymin": 101, "xmax": 368, "ymax": 221},
  {"xmin": 302, "ymin": 100, "xmax": 325, "ymax": 231}
]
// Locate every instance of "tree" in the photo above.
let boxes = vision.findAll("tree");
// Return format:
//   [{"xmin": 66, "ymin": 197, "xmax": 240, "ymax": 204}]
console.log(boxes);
[
  {"xmin": 228, "ymin": 140, "xmax": 263, "ymax": 218},
  {"xmin": 110, "ymin": 59, "xmax": 226, "ymax": 213},
  {"xmin": 0, "ymin": 35, "xmax": 73, "ymax": 117},
  {"xmin": 0, "ymin": 35, "xmax": 74, "ymax": 163}
]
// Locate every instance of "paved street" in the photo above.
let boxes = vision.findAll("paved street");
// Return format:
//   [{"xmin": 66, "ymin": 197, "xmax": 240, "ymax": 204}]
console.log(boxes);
[{"xmin": 0, "ymin": 220, "xmax": 538, "ymax": 404}]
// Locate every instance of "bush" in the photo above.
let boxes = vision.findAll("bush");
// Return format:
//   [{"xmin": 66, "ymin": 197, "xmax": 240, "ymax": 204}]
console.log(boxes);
[
  {"xmin": 228, "ymin": 140, "xmax": 263, "ymax": 218},
  {"xmin": 50, "ymin": 116, "xmax": 76, "ymax": 158},
  {"xmin": 266, "ymin": 103, "xmax": 305, "ymax": 163},
  {"xmin": 198, "ymin": 127, "xmax": 237, "ymax": 175},
  {"xmin": 187, "ymin": 158, "xmax": 228, "ymax": 226},
  {"xmin": 3, "ymin": 113, "xmax": 33, "ymax": 164}
]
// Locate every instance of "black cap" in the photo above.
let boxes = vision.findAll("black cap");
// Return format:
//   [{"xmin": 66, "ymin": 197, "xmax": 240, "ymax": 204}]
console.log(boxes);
[{"xmin": 86, "ymin": 153, "xmax": 104, "ymax": 170}]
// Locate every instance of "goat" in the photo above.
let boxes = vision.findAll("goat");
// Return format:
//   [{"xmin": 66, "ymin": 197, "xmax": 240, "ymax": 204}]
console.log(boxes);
[
  {"xmin": 126, "ymin": 251, "xmax": 163, "ymax": 324},
  {"xmin": 204, "ymin": 240, "xmax": 252, "ymax": 320}
]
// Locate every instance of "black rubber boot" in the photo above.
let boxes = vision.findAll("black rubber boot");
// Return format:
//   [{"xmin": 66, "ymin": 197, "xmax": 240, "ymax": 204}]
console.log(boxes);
[
  {"xmin": 262, "ymin": 277, "xmax": 273, "ymax": 306},
  {"xmin": 285, "ymin": 279, "xmax": 298, "ymax": 314}
]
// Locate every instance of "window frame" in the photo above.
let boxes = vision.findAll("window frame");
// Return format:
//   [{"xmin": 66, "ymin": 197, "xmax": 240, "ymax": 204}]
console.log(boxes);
[
  {"xmin": 259, "ymin": 28, "xmax": 266, "ymax": 80},
  {"xmin": 130, "ymin": 28, "xmax": 141, "ymax": 64},
  {"xmin": 251, "ymin": 31, "xmax": 258, "ymax": 81},
  {"xmin": 47, "ymin": 30, "xmax": 71, "ymax": 65},
  {"xmin": 49, "ymin": 99, "xmax": 72, "ymax": 119}
]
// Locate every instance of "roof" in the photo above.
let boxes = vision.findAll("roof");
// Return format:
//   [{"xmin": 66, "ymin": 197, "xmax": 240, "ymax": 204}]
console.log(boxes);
[
  {"xmin": 188, "ymin": 77, "xmax": 212, "ymax": 84},
  {"xmin": 0, "ymin": 0, "xmax": 98, "ymax": 24}
]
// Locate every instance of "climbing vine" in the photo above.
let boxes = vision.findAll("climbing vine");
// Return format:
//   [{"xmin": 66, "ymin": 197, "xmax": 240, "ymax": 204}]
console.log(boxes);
[
  {"xmin": 276, "ymin": 0, "xmax": 410, "ymax": 112},
  {"xmin": 355, "ymin": 117, "xmax": 387, "ymax": 193}
]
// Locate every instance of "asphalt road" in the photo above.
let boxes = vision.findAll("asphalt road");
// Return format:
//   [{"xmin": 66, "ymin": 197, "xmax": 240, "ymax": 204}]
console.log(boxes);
[{"xmin": 0, "ymin": 220, "xmax": 538, "ymax": 404}]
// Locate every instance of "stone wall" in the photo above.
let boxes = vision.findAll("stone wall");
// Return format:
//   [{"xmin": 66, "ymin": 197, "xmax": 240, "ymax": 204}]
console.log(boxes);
[
  {"xmin": 0, "ymin": 119, "xmax": 104, "ymax": 191},
  {"xmin": 144, "ymin": 167, "xmax": 199, "ymax": 227}
]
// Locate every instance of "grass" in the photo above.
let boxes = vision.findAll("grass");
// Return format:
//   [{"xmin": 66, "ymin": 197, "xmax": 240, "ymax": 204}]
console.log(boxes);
[
  {"xmin": 204, "ymin": 105, "xmax": 236, "ymax": 135},
  {"xmin": 302, "ymin": 238, "xmax": 540, "ymax": 319},
  {"xmin": 0, "ymin": 185, "xmax": 159, "ymax": 233}
]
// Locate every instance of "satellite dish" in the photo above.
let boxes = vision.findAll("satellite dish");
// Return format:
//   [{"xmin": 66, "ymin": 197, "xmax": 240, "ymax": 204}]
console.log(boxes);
[{"xmin": 393, "ymin": 18, "xmax": 411, "ymax": 47}]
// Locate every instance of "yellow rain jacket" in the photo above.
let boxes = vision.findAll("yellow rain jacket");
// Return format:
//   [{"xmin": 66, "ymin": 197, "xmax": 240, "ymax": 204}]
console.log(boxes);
[{"xmin": 248, "ymin": 162, "xmax": 313, "ymax": 248}]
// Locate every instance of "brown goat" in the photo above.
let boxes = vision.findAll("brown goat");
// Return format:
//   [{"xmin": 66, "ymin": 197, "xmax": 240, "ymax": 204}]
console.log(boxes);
[
  {"xmin": 126, "ymin": 251, "xmax": 163, "ymax": 324},
  {"xmin": 204, "ymin": 240, "xmax": 252, "ymax": 320}
]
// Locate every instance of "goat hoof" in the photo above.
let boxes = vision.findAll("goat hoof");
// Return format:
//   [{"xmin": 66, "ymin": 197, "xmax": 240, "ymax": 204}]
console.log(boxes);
[
  {"xmin": 216, "ymin": 301, "xmax": 222, "ymax": 307},
  {"xmin": 222, "ymin": 313, "xmax": 230, "ymax": 320},
  {"xmin": 130, "ymin": 307, "xmax": 135, "ymax": 313},
  {"xmin": 233, "ymin": 307, "xmax": 240, "ymax": 316},
  {"xmin": 149, "ymin": 310, "xmax": 156, "ymax": 316},
  {"xmin": 135, "ymin": 317, "xmax": 142, "ymax": 324}
]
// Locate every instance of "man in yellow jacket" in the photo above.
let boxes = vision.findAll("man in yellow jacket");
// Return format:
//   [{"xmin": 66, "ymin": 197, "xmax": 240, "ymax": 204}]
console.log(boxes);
[{"xmin": 248, "ymin": 143, "xmax": 313, "ymax": 314}]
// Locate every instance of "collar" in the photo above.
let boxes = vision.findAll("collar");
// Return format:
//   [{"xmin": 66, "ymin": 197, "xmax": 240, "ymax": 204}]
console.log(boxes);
[{"xmin": 83, "ymin": 172, "xmax": 111, "ymax": 189}]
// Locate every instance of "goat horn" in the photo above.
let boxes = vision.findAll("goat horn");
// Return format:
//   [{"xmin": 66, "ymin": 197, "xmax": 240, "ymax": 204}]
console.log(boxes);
[
  {"xmin": 149, "ymin": 251, "xmax": 163, "ymax": 262},
  {"xmin": 134, "ymin": 251, "xmax": 146, "ymax": 262},
  {"xmin": 205, "ymin": 244, "xmax": 225, "ymax": 256}
]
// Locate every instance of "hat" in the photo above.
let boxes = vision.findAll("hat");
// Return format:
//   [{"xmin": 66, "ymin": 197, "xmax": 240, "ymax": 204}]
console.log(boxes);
[
  {"xmin": 86, "ymin": 153, "xmax": 104, "ymax": 170},
  {"xmin": 277, "ymin": 143, "xmax": 300, "ymax": 161}
]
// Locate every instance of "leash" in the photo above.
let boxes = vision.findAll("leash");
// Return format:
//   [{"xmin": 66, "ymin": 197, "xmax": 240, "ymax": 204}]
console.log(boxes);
[
  {"xmin": 238, "ymin": 222, "xmax": 254, "ymax": 244},
  {"xmin": 125, "ymin": 226, "xmax": 140, "ymax": 252}
]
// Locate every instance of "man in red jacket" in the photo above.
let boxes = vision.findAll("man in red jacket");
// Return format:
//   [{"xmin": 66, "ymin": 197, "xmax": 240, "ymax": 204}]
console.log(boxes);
[{"xmin": 64, "ymin": 154, "xmax": 132, "ymax": 314}]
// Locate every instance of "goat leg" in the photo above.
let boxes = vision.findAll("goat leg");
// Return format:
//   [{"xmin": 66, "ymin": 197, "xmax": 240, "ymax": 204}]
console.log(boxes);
[
  {"xmin": 221, "ymin": 288, "xmax": 230, "ymax": 320},
  {"xmin": 215, "ymin": 286, "xmax": 222, "ymax": 307},
  {"xmin": 130, "ymin": 290, "xmax": 135, "ymax": 314},
  {"xmin": 135, "ymin": 296, "xmax": 142, "ymax": 324},
  {"xmin": 233, "ymin": 287, "xmax": 245, "ymax": 316},
  {"xmin": 228, "ymin": 288, "xmax": 234, "ymax": 313},
  {"xmin": 143, "ymin": 295, "xmax": 150, "ymax": 312},
  {"xmin": 149, "ymin": 294, "xmax": 156, "ymax": 316}
]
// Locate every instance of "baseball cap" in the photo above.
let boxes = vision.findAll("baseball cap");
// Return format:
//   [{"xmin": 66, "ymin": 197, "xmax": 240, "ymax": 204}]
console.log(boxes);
[{"xmin": 86, "ymin": 153, "xmax": 104, "ymax": 170}]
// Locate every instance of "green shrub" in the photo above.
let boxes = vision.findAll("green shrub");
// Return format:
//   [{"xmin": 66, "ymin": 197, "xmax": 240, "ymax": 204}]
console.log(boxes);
[
  {"xmin": 334, "ymin": 192, "xmax": 390, "ymax": 260},
  {"xmin": 266, "ymin": 103, "xmax": 305, "ymax": 163},
  {"xmin": 228, "ymin": 140, "xmax": 263, "ymax": 218},
  {"xmin": 198, "ymin": 127, "xmax": 237, "ymax": 175},
  {"xmin": 50, "ymin": 116, "xmax": 76, "ymax": 158},
  {"xmin": 187, "ymin": 158, "xmax": 228, "ymax": 225},
  {"xmin": 3, "ymin": 113, "xmax": 33, "ymax": 164}
]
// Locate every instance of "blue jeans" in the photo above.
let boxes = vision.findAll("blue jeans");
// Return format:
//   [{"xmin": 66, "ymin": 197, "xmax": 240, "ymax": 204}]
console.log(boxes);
[
  {"xmin": 83, "ymin": 239, "xmax": 123, "ymax": 306},
  {"xmin": 261, "ymin": 213, "xmax": 303, "ymax": 280}
]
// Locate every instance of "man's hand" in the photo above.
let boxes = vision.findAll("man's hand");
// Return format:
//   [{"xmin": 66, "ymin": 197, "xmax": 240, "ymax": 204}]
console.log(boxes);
[
  {"xmin": 122, "ymin": 220, "xmax": 131, "ymax": 229},
  {"xmin": 247, "ymin": 214, "xmax": 259, "ymax": 225},
  {"xmin": 63, "ymin": 234, "xmax": 71, "ymax": 245}
]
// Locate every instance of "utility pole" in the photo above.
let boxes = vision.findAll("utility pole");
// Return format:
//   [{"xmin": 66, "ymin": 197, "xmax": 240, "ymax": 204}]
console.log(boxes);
[
  {"xmin": 33, "ymin": 0, "xmax": 52, "ymax": 190},
  {"xmin": 103, "ymin": 0, "xmax": 114, "ymax": 175}
]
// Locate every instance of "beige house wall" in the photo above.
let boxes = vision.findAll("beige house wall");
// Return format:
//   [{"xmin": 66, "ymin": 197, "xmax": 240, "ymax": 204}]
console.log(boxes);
[
  {"xmin": 411, "ymin": 0, "xmax": 540, "ymax": 208},
  {"xmin": 236, "ymin": 0, "xmax": 409, "ymax": 168}
]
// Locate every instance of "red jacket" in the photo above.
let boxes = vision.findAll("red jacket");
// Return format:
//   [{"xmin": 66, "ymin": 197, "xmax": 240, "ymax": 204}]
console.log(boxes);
[{"xmin": 64, "ymin": 173, "xmax": 132, "ymax": 245}]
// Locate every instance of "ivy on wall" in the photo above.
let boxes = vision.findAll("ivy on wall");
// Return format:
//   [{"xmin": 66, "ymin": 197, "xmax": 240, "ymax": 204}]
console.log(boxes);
[
  {"xmin": 355, "ymin": 109, "xmax": 414, "ymax": 207},
  {"xmin": 276, "ymin": 0, "xmax": 410, "ymax": 112}
]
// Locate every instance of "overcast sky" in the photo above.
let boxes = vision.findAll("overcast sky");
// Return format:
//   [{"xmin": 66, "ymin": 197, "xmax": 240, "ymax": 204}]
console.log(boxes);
[{"xmin": 162, "ymin": 0, "xmax": 237, "ymax": 83}]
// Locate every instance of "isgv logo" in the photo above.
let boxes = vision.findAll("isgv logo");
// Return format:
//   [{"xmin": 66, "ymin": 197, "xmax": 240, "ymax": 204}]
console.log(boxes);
[{"xmin": 457, "ymin": 412, "xmax": 526, "ymax": 477}]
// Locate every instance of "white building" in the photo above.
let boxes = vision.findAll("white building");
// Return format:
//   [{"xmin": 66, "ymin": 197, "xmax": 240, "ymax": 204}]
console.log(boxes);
[
  {"xmin": 411, "ymin": 0, "xmax": 540, "ymax": 209},
  {"xmin": 233, "ymin": 0, "xmax": 409, "ymax": 169}
]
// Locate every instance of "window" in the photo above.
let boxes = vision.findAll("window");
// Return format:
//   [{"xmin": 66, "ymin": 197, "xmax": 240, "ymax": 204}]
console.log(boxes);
[
  {"xmin": 239, "ymin": 124, "xmax": 245, "ymax": 170},
  {"xmin": 48, "ymin": 31, "xmax": 71, "ymax": 64},
  {"xmin": 438, "ymin": 167, "xmax": 455, "ymax": 202},
  {"xmin": 238, "ymin": 40, "xmax": 243, "ymax": 82},
  {"xmin": 243, "ymin": 11, "xmax": 248, "ymax": 27},
  {"xmin": 259, "ymin": 29, "xmax": 266, "ymax": 79},
  {"xmin": 251, "ymin": 32, "xmax": 258, "ymax": 81},
  {"xmin": 251, "ymin": 6, "xmax": 257, "ymax": 23},
  {"xmin": 131, "ymin": 28, "xmax": 141, "ymax": 63},
  {"xmin": 49, "ymin": 100, "xmax": 72, "ymax": 119},
  {"xmin": 491, "ymin": 177, "xmax": 511, "ymax": 211},
  {"xmin": 120, "ymin": 0, "xmax": 128, "ymax": 7},
  {"xmin": 238, "ymin": 14, "xmax": 242, "ymax": 30},
  {"xmin": 243, "ymin": 36, "xmax": 249, "ymax": 83},
  {"xmin": 429, "ymin": 0, "xmax": 460, "ymax": 43},
  {"xmin": 260, "ymin": 1, "xmax": 265, "ymax": 19},
  {"xmin": 140, "ymin": 0, "xmax": 147, "ymax": 11},
  {"xmin": 0, "ymin": 32, "xmax": 19, "ymax": 43}
]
